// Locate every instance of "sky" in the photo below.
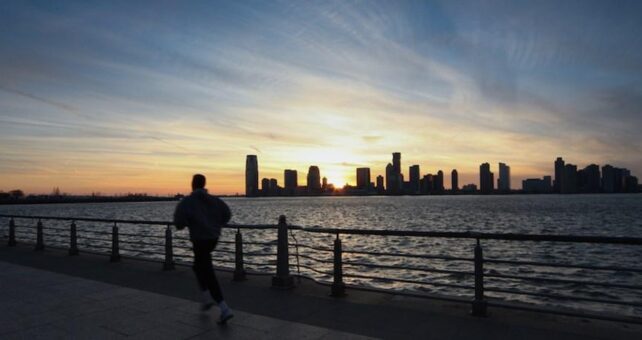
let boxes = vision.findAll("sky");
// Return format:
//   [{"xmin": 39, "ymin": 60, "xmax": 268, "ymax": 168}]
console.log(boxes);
[{"xmin": 1, "ymin": 0, "xmax": 642, "ymax": 195}]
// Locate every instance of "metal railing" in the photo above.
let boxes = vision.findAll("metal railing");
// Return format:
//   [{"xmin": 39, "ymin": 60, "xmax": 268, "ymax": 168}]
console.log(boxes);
[{"xmin": 1, "ymin": 213, "xmax": 641, "ymax": 324}]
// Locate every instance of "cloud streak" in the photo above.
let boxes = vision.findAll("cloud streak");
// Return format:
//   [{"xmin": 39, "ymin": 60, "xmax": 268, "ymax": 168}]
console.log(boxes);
[{"xmin": 1, "ymin": 1, "xmax": 641, "ymax": 194}]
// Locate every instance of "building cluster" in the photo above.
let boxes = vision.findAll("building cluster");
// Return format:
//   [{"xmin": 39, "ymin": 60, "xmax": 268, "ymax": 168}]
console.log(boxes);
[
  {"xmin": 245, "ymin": 153, "xmax": 639, "ymax": 197},
  {"xmin": 522, "ymin": 157, "xmax": 639, "ymax": 194},
  {"xmin": 245, "ymin": 155, "xmax": 334, "ymax": 197}
]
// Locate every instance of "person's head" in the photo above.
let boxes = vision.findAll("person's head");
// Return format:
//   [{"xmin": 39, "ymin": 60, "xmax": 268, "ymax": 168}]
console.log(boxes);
[{"xmin": 191, "ymin": 174, "xmax": 206, "ymax": 190}]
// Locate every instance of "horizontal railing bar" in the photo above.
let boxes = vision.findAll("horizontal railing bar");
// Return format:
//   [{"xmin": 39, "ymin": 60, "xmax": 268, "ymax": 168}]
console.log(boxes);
[
  {"xmin": 14, "ymin": 230, "xmax": 36, "ymax": 234},
  {"xmin": 292, "ymin": 253, "xmax": 333, "ymax": 263},
  {"xmin": 118, "ymin": 239, "xmax": 162, "ymax": 247},
  {"xmin": 76, "ymin": 229, "xmax": 111, "ymax": 235},
  {"xmin": 212, "ymin": 249, "xmax": 235, "ymax": 255},
  {"xmin": 13, "ymin": 225, "xmax": 37, "ymax": 229},
  {"xmin": 120, "ymin": 248, "xmax": 164, "ymax": 256},
  {"xmin": 0, "ymin": 214, "xmax": 278, "ymax": 229},
  {"xmin": 78, "ymin": 236, "xmax": 111, "ymax": 242},
  {"xmin": 486, "ymin": 287, "xmax": 642, "ymax": 307},
  {"xmin": 485, "ymin": 258, "xmax": 642, "ymax": 274},
  {"xmin": 40, "ymin": 226, "xmax": 69, "ymax": 232},
  {"xmin": 245, "ymin": 241, "xmax": 277, "ymax": 246},
  {"xmin": 4, "ymin": 214, "xmax": 642, "ymax": 245},
  {"xmin": 245, "ymin": 262, "xmax": 276, "ymax": 267},
  {"xmin": 245, "ymin": 252, "xmax": 277, "ymax": 257},
  {"xmin": 343, "ymin": 249, "xmax": 474, "ymax": 262},
  {"xmin": 485, "ymin": 273, "xmax": 642, "ymax": 290},
  {"xmin": 292, "ymin": 263, "xmax": 333, "ymax": 276},
  {"xmin": 76, "ymin": 244, "xmax": 112, "ymax": 250},
  {"xmin": 343, "ymin": 273, "xmax": 474, "ymax": 290},
  {"xmin": 299, "ymin": 226, "xmax": 642, "ymax": 245},
  {"xmin": 343, "ymin": 261, "xmax": 475, "ymax": 276},
  {"xmin": 289, "ymin": 244, "xmax": 333, "ymax": 252}
]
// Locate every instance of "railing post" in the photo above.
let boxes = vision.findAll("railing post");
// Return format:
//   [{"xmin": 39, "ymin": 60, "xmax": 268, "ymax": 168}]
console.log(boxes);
[
  {"xmin": 110, "ymin": 222, "xmax": 120, "ymax": 262},
  {"xmin": 472, "ymin": 238, "xmax": 487, "ymax": 317},
  {"xmin": 163, "ymin": 225, "xmax": 174, "ymax": 270},
  {"xmin": 69, "ymin": 221, "xmax": 79, "ymax": 256},
  {"xmin": 233, "ymin": 228, "xmax": 247, "ymax": 281},
  {"xmin": 272, "ymin": 215, "xmax": 293, "ymax": 289},
  {"xmin": 331, "ymin": 233, "xmax": 346, "ymax": 297},
  {"xmin": 35, "ymin": 219, "xmax": 44, "ymax": 251},
  {"xmin": 8, "ymin": 218, "xmax": 16, "ymax": 246}
]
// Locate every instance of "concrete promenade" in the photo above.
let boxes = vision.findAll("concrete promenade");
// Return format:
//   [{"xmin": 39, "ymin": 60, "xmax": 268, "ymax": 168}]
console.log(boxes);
[{"xmin": 1, "ymin": 244, "xmax": 640, "ymax": 339}]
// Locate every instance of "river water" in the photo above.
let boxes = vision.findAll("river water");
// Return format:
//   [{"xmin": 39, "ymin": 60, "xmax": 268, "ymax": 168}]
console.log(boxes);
[{"xmin": 1, "ymin": 194, "xmax": 641, "ymax": 318}]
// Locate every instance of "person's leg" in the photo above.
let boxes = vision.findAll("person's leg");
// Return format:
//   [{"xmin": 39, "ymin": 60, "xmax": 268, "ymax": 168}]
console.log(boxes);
[
  {"xmin": 202, "ymin": 239, "xmax": 224, "ymax": 303},
  {"xmin": 191, "ymin": 240, "xmax": 210, "ymax": 291},
  {"xmin": 204, "ymin": 238, "xmax": 233, "ymax": 323}
]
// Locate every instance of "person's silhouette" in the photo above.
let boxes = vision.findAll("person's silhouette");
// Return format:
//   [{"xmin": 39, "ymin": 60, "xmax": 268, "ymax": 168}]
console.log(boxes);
[{"xmin": 174, "ymin": 174, "xmax": 234, "ymax": 324}]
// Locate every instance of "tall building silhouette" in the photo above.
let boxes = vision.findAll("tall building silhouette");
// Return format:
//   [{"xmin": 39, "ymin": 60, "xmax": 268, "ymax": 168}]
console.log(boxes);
[
  {"xmin": 245, "ymin": 155, "xmax": 259, "ymax": 197},
  {"xmin": 387, "ymin": 152, "xmax": 402, "ymax": 194},
  {"xmin": 451, "ymin": 169, "xmax": 459, "ymax": 192},
  {"xmin": 479, "ymin": 163, "xmax": 494, "ymax": 194},
  {"xmin": 376, "ymin": 175, "xmax": 384, "ymax": 194},
  {"xmin": 385, "ymin": 163, "xmax": 394, "ymax": 194},
  {"xmin": 393, "ymin": 152, "xmax": 401, "ymax": 174},
  {"xmin": 435, "ymin": 170, "xmax": 445, "ymax": 194},
  {"xmin": 284, "ymin": 169, "xmax": 298, "ymax": 195},
  {"xmin": 498, "ymin": 162, "xmax": 510, "ymax": 192},
  {"xmin": 554, "ymin": 157, "xmax": 565, "ymax": 193},
  {"xmin": 409, "ymin": 165, "xmax": 420, "ymax": 194},
  {"xmin": 261, "ymin": 178, "xmax": 270, "ymax": 196},
  {"xmin": 307, "ymin": 166, "xmax": 321, "ymax": 193},
  {"xmin": 561, "ymin": 164, "xmax": 578, "ymax": 194},
  {"xmin": 356, "ymin": 168, "xmax": 371, "ymax": 189},
  {"xmin": 601, "ymin": 165, "xmax": 615, "ymax": 193},
  {"xmin": 580, "ymin": 164, "xmax": 600, "ymax": 193}
]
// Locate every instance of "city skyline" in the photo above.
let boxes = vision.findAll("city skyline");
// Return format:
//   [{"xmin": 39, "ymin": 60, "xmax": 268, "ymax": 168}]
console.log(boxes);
[
  {"xmin": 2, "ymin": 1, "xmax": 642, "ymax": 195},
  {"xmin": 245, "ymin": 152, "xmax": 638, "ymax": 197}
]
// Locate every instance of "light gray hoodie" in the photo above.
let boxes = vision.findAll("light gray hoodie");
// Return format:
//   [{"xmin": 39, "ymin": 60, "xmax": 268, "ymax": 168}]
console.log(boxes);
[{"xmin": 173, "ymin": 189, "xmax": 231, "ymax": 241}]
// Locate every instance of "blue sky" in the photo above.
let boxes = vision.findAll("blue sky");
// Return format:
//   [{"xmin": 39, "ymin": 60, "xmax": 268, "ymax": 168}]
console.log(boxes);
[{"xmin": 1, "ymin": 0, "xmax": 641, "ymax": 194}]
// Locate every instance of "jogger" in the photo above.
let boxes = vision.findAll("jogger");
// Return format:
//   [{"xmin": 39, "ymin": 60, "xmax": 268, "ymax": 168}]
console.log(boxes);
[{"xmin": 174, "ymin": 174, "xmax": 234, "ymax": 324}]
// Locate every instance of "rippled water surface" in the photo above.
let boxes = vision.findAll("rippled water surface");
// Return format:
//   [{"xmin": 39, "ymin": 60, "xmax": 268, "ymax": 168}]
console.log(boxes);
[{"xmin": 1, "ymin": 194, "xmax": 641, "ymax": 318}]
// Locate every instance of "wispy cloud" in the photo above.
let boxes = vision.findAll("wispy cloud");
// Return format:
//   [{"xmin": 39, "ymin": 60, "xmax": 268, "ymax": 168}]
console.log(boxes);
[{"xmin": 1, "ymin": 1, "xmax": 641, "ymax": 194}]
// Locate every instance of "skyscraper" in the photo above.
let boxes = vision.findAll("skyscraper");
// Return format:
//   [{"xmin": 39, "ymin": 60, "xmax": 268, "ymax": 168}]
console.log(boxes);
[
  {"xmin": 261, "ymin": 178, "xmax": 270, "ymax": 196},
  {"xmin": 602, "ymin": 165, "xmax": 615, "ymax": 193},
  {"xmin": 409, "ymin": 165, "xmax": 420, "ymax": 194},
  {"xmin": 269, "ymin": 178, "xmax": 278, "ymax": 195},
  {"xmin": 498, "ymin": 162, "xmax": 510, "ymax": 192},
  {"xmin": 307, "ymin": 166, "xmax": 321, "ymax": 193},
  {"xmin": 356, "ymin": 168, "xmax": 371, "ymax": 189},
  {"xmin": 554, "ymin": 157, "xmax": 565, "ymax": 193},
  {"xmin": 392, "ymin": 152, "xmax": 401, "ymax": 174},
  {"xmin": 561, "ymin": 164, "xmax": 578, "ymax": 194},
  {"xmin": 284, "ymin": 169, "xmax": 298, "ymax": 195},
  {"xmin": 479, "ymin": 163, "xmax": 494, "ymax": 194},
  {"xmin": 376, "ymin": 175, "xmax": 384, "ymax": 194},
  {"xmin": 435, "ymin": 170, "xmax": 445, "ymax": 194},
  {"xmin": 245, "ymin": 155, "xmax": 259, "ymax": 197},
  {"xmin": 451, "ymin": 169, "xmax": 459, "ymax": 192},
  {"xmin": 387, "ymin": 153, "xmax": 402, "ymax": 194},
  {"xmin": 385, "ymin": 163, "xmax": 395, "ymax": 194},
  {"xmin": 581, "ymin": 164, "xmax": 600, "ymax": 193}
]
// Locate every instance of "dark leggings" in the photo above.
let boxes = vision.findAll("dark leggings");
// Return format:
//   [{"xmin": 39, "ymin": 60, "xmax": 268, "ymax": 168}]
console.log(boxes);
[{"xmin": 192, "ymin": 239, "xmax": 224, "ymax": 303}]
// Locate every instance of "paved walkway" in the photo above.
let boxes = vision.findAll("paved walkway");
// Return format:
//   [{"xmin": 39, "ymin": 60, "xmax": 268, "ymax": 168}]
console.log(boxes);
[
  {"xmin": 0, "ymin": 261, "xmax": 374, "ymax": 339},
  {"xmin": 1, "ymin": 244, "xmax": 640, "ymax": 339}
]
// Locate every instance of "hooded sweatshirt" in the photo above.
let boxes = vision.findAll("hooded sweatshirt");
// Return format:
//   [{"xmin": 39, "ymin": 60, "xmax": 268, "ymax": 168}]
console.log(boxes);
[{"xmin": 173, "ymin": 189, "xmax": 231, "ymax": 241}]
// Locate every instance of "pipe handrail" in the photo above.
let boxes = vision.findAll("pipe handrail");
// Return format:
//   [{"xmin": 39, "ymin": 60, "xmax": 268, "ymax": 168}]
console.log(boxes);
[{"xmin": 3, "ymin": 214, "xmax": 642, "ymax": 245}]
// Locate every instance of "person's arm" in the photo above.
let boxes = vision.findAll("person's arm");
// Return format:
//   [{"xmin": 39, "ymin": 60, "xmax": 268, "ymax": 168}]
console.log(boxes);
[
  {"xmin": 213, "ymin": 197, "xmax": 232, "ymax": 225},
  {"xmin": 173, "ymin": 200, "xmax": 188, "ymax": 230}
]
